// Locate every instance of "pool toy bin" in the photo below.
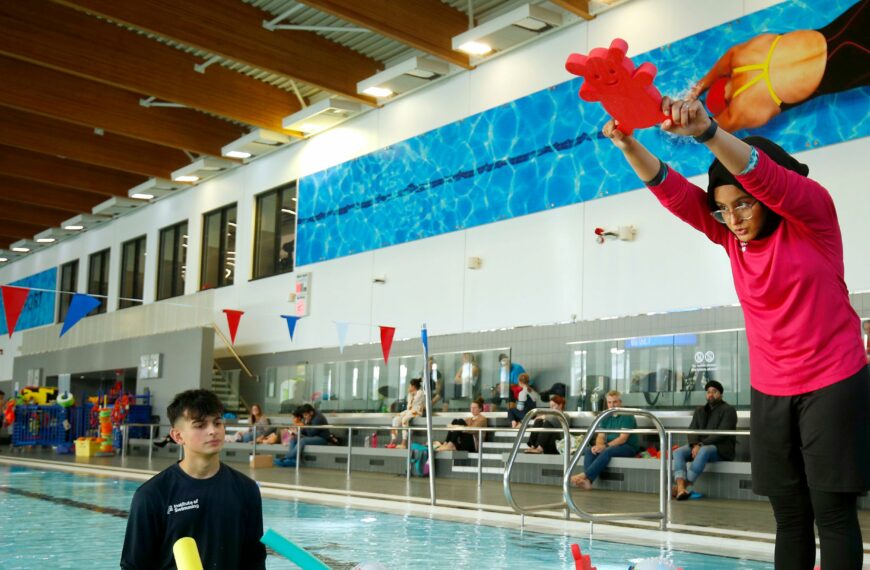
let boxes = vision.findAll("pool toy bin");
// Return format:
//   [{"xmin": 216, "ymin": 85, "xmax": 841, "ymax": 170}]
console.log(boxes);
[{"xmin": 75, "ymin": 438, "xmax": 101, "ymax": 457}]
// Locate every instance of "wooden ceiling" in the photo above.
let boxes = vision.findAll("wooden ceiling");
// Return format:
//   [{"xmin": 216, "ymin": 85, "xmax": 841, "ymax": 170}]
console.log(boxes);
[{"xmin": 0, "ymin": 0, "xmax": 596, "ymax": 252}]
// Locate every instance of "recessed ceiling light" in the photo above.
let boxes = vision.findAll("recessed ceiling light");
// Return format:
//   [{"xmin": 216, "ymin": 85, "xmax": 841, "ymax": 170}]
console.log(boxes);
[
  {"xmin": 361, "ymin": 86, "xmax": 394, "ymax": 98},
  {"xmin": 174, "ymin": 174, "xmax": 200, "ymax": 182},
  {"xmin": 64, "ymin": 225, "xmax": 84, "ymax": 231},
  {"xmin": 0, "ymin": 257, "xmax": 8, "ymax": 263},
  {"xmin": 11, "ymin": 247, "xmax": 30, "ymax": 253},
  {"xmin": 130, "ymin": 193, "xmax": 155, "ymax": 200},
  {"xmin": 36, "ymin": 238, "xmax": 56, "ymax": 243},
  {"xmin": 224, "ymin": 150, "xmax": 252, "ymax": 159},
  {"xmin": 457, "ymin": 41, "xmax": 493, "ymax": 55}
]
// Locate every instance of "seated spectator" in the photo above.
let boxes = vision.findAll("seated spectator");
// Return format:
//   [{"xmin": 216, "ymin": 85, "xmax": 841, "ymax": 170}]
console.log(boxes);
[
  {"xmin": 507, "ymin": 374, "xmax": 539, "ymax": 428},
  {"xmin": 233, "ymin": 404, "xmax": 278, "ymax": 444},
  {"xmin": 672, "ymin": 380, "xmax": 737, "ymax": 500},
  {"xmin": 387, "ymin": 378, "xmax": 425, "ymax": 449},
  {"xmin": 434, "ymin": 397, "xmax": 487, "ymax": 452},
  {"xmin": 453, "ymin": 352, "xmax": 480, "ymax": 399},
  {"xmin": 423, "ymin": 357, "xmax": 445, "ymax": 407},
  {"xmin": 523, "ymin": 395, "xmax": 565, "ymax": 454},
  {"xmin": 275, "ymin": 404, "xmax": 331, "ymax": 467},
  {"xmin": 570, "ymin": 390, "xmax": 639, "ymax": 490}
]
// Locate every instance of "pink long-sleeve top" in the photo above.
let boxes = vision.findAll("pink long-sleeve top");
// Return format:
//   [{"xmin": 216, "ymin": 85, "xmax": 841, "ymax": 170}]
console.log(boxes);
[{"xmin": 649, "ymin": 149, "xmax": 865, "ymax": 396}]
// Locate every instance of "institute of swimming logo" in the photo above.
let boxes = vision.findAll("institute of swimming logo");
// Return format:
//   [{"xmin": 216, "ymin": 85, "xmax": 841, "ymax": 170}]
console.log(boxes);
[{"xmin": 167, "ymin": 499, "xmax": 199, "ymax": 515}]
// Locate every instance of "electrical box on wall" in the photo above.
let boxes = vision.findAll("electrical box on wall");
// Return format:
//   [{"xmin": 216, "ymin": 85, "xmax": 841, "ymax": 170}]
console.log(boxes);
[{"xmin": 467, "ymin": 257, "xmax": 482, "ymax": 270}]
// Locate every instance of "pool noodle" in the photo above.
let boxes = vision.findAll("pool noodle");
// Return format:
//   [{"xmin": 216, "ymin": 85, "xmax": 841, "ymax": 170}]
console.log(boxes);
[
  {"xmin": 261, "ymin": 528, "xmax": 331, "ymax": 570},
  {"xmin": 172, "ymin": 537, "xmax": 204, "ymax": 570}
]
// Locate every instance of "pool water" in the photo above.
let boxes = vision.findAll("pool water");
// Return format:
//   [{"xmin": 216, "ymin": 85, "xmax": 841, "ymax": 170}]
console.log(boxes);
[{"xmin": 0, "ymin": 465, "xmax": 773, "ymax": 569}]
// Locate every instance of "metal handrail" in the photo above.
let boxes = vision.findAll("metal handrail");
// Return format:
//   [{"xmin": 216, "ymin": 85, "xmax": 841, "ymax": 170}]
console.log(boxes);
[
  {"xmin": 503, "ymin": 408, "xmax": 574, "ymax": 517},
  {"xmin": 561, "ymin": 407, "xmax": 669, "ymax": 530}
]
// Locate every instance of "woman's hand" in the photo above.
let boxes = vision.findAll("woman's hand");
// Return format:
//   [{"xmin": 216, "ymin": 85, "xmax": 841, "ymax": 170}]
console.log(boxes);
[
  {"xmin": 661, "ymin": 97, "xmax": 711, "ymax": 137},
  {"xmin": 602, "ymin": 119, "xmax": 633, "ymax": 151}
]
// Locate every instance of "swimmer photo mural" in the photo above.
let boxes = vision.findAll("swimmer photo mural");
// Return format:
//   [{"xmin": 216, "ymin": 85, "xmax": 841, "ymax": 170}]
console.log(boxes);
[{"xmin": 296, "ymin": 0, "xmax": 868, "ymax": 266}]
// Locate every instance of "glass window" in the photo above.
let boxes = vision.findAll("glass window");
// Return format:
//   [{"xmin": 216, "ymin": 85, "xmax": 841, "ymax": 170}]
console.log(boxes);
[
  {"xmin": 87, "ymin": 249, "xmax": 110, "ymax": 315},
  {"xmin": 253, "ymin": 183, "xmax": 297, "ymax": 279},
  {"xmin": 119, "ymin": 235, "xmax": 146, "ymax": 309},
  {"xmin": 157, "ymin": 221, "xmax": 188, "ymax": 300},
  {"xmin": 57, "ymin": 259, "xmax": 78, "ymax": 323},
  {"xmin": 200, "ymin": 204, "xmax": 237, "ymax": 290}
]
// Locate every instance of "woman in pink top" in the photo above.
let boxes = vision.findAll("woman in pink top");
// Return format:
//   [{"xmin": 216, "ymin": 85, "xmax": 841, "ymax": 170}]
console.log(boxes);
[{"xmin": 602, "ymin": 97, "xmax": 868, "ymax": 570}]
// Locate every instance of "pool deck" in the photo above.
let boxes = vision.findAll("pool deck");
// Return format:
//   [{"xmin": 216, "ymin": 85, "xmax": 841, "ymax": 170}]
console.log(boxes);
[{"xmin": 3, "ymin": 446, "xmax": 869, "ymax": 566}]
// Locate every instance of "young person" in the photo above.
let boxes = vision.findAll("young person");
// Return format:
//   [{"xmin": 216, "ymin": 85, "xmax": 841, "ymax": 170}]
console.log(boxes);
[
  {"xmin": 434, "ymin": 397, "xmax": 487, "ymax": 452},
  {"xmin": 121, "ymin": 389, "xmax": 266, "ymax": 569},
  {"xmin": 603, "ymin": 97, "xmax": 868, "ymax": 569}
]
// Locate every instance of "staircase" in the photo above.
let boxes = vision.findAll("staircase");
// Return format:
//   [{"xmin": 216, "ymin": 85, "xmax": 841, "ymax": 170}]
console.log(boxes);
[
  {"xmin": 448, "ymin": 430, "xmax": 528, "ymax": 477},
  {"xmin": 211, "ymin": 365, "xmax": 246, "ymax": 417}
]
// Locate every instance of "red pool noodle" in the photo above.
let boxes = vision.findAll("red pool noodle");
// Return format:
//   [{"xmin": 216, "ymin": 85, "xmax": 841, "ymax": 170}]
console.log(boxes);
[{"xmin": 565, "ymin": 38, "xmax": 667, "ymax": 135}]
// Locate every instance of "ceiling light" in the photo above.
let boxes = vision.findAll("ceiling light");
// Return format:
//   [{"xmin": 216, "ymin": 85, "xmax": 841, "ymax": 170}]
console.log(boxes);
[
  {"xmin": 0, "ymin": 257, "xmax": 7, "ymax": 263},
  {"xmin": 93, "ymin": 196, "xmax": 147, "ymax": 217},
  {"xmin": 171, "ymin": 157, "xmax": 236, "ymax": 183},
  {"xmin": 35, "ymin": 227, "xmax": 80, "ymax": 244},
  {"xmin": 61, "ymin": 213, "xmax": 110, "ymax": 232},
  {"xmin": 10, "ymin": 239, "xmax": 44, "ymax": 253},
  {"xmin": 361, "ymin": 86, "xmax": 394, "ymax": 98},
  {"xmin": 36, "ymin": 238, "xmax": 56, "ymax": 244},
  {"xmin": 282, "ymin": 97, "xmax": 363, "ymax": 135},
  {"xmin": 221, "ymin": 129, "xmax": 292, "ymax": 162},
  {"xmin": 128, "ymin": 178, "xmax": 184, "ymax": 201},
  {"xmin": 451, "ymin": 4, "xmax": 561, "ymax": 55},
  {"xmin": 357, "ymin": 56, "xmax": 450, "ymax": 98},
  {"xmin": 11, "ymin": 247, "xmax": 29, "ymax": 253},
  {"xmin": 457, "ymin": 41, "xmax": 493, "ymax": 55}
]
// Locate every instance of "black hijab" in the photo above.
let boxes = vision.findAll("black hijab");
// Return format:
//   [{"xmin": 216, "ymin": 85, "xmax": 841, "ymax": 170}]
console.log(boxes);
[{"xmin": 706, "ymin": 136, "xmax": 810, "ymax": 239}]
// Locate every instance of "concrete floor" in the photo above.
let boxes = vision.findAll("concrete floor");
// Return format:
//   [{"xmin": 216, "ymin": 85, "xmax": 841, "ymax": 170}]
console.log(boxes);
[{"xmin": 3, "ymin": 445, "xmax": 870, "ymax": 562}]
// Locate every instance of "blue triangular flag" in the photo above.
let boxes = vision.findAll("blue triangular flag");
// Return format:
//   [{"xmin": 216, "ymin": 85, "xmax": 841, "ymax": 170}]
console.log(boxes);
[
  {"xmin": 60, "ymin": 293, "xmax": 101, "ymax": 337},
  {"xmin": 421, "ymin": 325, "xmax": 429, "ymax": 354},
  {"xmin": 281, "ymin": 315, "xmax": 300, "ymax": 341}
]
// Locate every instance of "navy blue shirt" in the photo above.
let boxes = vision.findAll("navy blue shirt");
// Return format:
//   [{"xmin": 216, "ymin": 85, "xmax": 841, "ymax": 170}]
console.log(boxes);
[{"xmin": 121, "ymin": 462, "xmax": 266, "ymax": 569}]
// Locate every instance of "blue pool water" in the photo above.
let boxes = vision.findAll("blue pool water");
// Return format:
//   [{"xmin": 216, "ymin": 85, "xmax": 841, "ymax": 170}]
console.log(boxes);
[{"xmin": 0, "ymin": 465, "xmax": 773, "ymax": 569}]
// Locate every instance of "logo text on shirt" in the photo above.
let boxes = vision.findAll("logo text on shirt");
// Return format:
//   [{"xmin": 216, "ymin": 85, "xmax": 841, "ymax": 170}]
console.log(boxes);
[{"xmin": 167, "ymin": 498, "xmax": 199, "ymax": 515}]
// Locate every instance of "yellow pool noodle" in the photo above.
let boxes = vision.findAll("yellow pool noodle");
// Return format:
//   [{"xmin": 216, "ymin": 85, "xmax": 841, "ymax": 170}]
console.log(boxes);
[{"xmin": 172, "ymin": 537, "xmax": 204, "ymax": 570}]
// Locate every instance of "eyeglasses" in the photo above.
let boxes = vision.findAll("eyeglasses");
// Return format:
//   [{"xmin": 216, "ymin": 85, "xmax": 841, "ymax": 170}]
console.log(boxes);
[{"xmin": 710, "ymin": 199, "xmax": 758, "ymax": 224}]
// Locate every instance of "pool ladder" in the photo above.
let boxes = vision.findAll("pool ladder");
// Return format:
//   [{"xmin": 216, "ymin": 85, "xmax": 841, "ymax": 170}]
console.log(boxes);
[{"xmin": 503, "ymin": 407, "xmax": 669, "ymax": 531}]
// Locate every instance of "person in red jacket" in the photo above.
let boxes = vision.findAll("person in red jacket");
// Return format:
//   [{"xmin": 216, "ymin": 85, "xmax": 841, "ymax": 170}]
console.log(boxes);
[{"xmin": 601, "ymin": 98, "xmax": 868, "ymax": 570}]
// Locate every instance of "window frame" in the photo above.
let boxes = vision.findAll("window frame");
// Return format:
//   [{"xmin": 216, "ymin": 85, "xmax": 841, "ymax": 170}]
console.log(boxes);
[
  {"xmin": 118, "ymin": 235, "xmax": 147, "ymax": 310},
  {"xmin": 156, "ymin": 220, "xmax": 188, "ymax": 301},
  {"xmin": 87, "ymin": 248, "xmax": 110, "ymax": 315},
  {"xmin": 199, "ymin": 203, "xmax": 237, "ymax": 290},
  {"xmin": 252, "ymin": 182, "xmax": 297, "ymax": 280},
  {"xmin": 57, "ymin": 259, "xmax": 79, "ymax": 324}
]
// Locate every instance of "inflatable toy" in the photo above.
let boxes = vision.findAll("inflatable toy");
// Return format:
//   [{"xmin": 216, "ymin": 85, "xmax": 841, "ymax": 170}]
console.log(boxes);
[
  {"xmin": 173, "ymin": 537, "xmax": 204, "ymax": 570},
  {"xmin": 4, "ymin": 400, "xmax": 14, "ymax": 426},
  {"xmin": 18, "ymin": 386, "xmax": 58, "ymax": 405},
  {"xmin": 565, "ymin": 38, "xmax": 667, "ymax": 135},
  {"xmin": 260, "ymin": 529, "xmax": 330, "ymax": 570},
  {"xmin": 112, "ymin": 394, "xmax": 130, "ymax": 424}
]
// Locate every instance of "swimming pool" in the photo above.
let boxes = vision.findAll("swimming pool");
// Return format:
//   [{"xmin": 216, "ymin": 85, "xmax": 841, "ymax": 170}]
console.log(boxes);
[{"xmin": 0, "ymin": 464, "xmax": 773, "ymax": 569}]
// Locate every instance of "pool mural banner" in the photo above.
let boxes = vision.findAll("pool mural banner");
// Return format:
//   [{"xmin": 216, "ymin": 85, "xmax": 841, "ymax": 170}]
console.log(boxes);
[
  {"xmin": 0, "ymin": 267, "xmax": 57, "ymax": 335},
  {"xmin": 296, "ymin": 0, "xmax": 869, "ymax": 266}
]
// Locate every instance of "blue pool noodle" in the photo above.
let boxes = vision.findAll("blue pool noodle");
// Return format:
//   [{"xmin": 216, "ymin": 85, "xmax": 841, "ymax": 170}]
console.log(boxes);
[{"xmin": 261, "ymin": 529, "xmax": 331, "ymax": 570}]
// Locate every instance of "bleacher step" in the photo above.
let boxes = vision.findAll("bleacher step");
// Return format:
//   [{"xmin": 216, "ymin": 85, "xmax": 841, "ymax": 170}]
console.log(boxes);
[{"xmin": 451, "ymin": 466, "xmax": 504, "ymax": 475}]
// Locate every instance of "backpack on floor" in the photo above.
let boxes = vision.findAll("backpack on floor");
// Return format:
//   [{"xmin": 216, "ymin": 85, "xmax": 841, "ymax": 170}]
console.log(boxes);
[{"xmin": 409, "ymin": 443, "xmax": 430, "ymax": 477}]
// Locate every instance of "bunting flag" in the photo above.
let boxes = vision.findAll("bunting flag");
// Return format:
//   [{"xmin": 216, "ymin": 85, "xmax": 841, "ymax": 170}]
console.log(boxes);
[
  {"xmin": 1, "ymin": 286, "xmax": 30, "ymax": 338},
  {"xmin": 223, "ymin": 309, "xmax": 245, "ymax": 344},
  {"xmin": 335, "ymin": 321, "xmax": 348, "ymax": 353},
  {"xmin": 281, "ymin": 315, "xmax": 300, "ymax": 341},
  {"xmin": 421, "ymin": 324, "xmax": 429, "ymax": 355},
  {"xmin": 60, "ymin": 293, "xmax": 101, "ymax": 337},
  {"xmin": 379, "ymin": 326, "xmax": 396, "ymax": 363}
]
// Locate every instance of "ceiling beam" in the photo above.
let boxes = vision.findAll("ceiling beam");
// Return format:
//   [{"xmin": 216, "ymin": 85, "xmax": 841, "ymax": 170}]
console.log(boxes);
[
  {"xmin": 0, "ymin": 145, "xmax": 143, "ymax": 196},
  {"xmin": 0, "ymin": 199, "xmax": 72, "ymax": 228},
  {"xmin": 0, "ymin": 56, "xmax": 244, "ymax": 156},
  {"xmin": 50, "ymin": 0, "xmax": 381, "ymax": 106},
  {"xmin": 296, "ymin": 0, "xmax": 472, "ymax": 69},
  {"xmin": 0, "ymin": 107, "xmax": 190, "ymax": 179},
  {"xmin": 0, "ymin": 1, "xmax": 301, "ymax": 132},
  {"xmin": 0, "ymin": 220, "xmax": 47, "ymax": 240},
  {"xmin": 550, "ymin": 0, "xmax": 595, "ymax": 20},
  {"xmin": 0, "ymin": 176, "xmax": 107, "ymax": 213}
]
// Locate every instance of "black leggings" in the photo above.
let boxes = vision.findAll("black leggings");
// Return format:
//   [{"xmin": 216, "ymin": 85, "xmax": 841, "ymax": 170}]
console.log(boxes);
[{"xmin": 768, "ymin": 489, "xmax": 862, "ymax": 569}]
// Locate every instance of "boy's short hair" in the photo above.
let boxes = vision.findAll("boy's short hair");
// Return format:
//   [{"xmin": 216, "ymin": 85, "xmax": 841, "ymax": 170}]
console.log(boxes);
[
  {"xmin": 606, "ymin": 390, "xmax": 621, "ymax": 399},
  {"xmin": 167, "ymin": 389, "xmax": 224, "ymax": 426}
]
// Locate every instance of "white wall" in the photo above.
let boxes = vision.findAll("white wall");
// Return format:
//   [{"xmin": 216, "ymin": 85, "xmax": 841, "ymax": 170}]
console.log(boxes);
[{"xmin": 3, "ymin": 0, "xmax": 867, "ymax": 368}]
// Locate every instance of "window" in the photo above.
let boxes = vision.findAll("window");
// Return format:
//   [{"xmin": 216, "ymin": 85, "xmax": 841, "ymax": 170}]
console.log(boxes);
[
  {"xmin": 119, "ymin": 235, "xmax": 146, "ymax": 309},
  {"xmin": 200, "ymin": 204, "xmax": 237, "ymax": 290},
  {"xmin": 157, "ymin": 221, "xmax": 188, "ymax": 300},
  {"xmin": 57, "ymin": 260, "xmax": 78, "ymax": 323},
  {"xmin": 253, "ymin": 183, "xmax": 297, "ymax": 279},
  {"xmin": 87, "ymin": 249, "xmax": 110, "ymax": 315}
]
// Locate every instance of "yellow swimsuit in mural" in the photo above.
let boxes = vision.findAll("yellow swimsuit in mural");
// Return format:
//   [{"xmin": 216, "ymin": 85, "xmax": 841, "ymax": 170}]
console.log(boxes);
[{"xmin": 730, "ymin": 35, "xmax": 784, "ymax": 106}]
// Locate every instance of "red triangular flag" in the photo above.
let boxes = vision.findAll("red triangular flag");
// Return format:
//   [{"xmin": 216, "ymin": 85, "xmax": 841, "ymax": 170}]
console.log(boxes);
[
  {"xmin": 379, "ymin": 326, "xmax": 396, "ymax": 364},
  {"xmin": 1, "ymin": 286, "xmax": 30, "ymax": 338},
  {"xmin": 222, "ymin": 309, "xmax": 244, "ymax": 344}
]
